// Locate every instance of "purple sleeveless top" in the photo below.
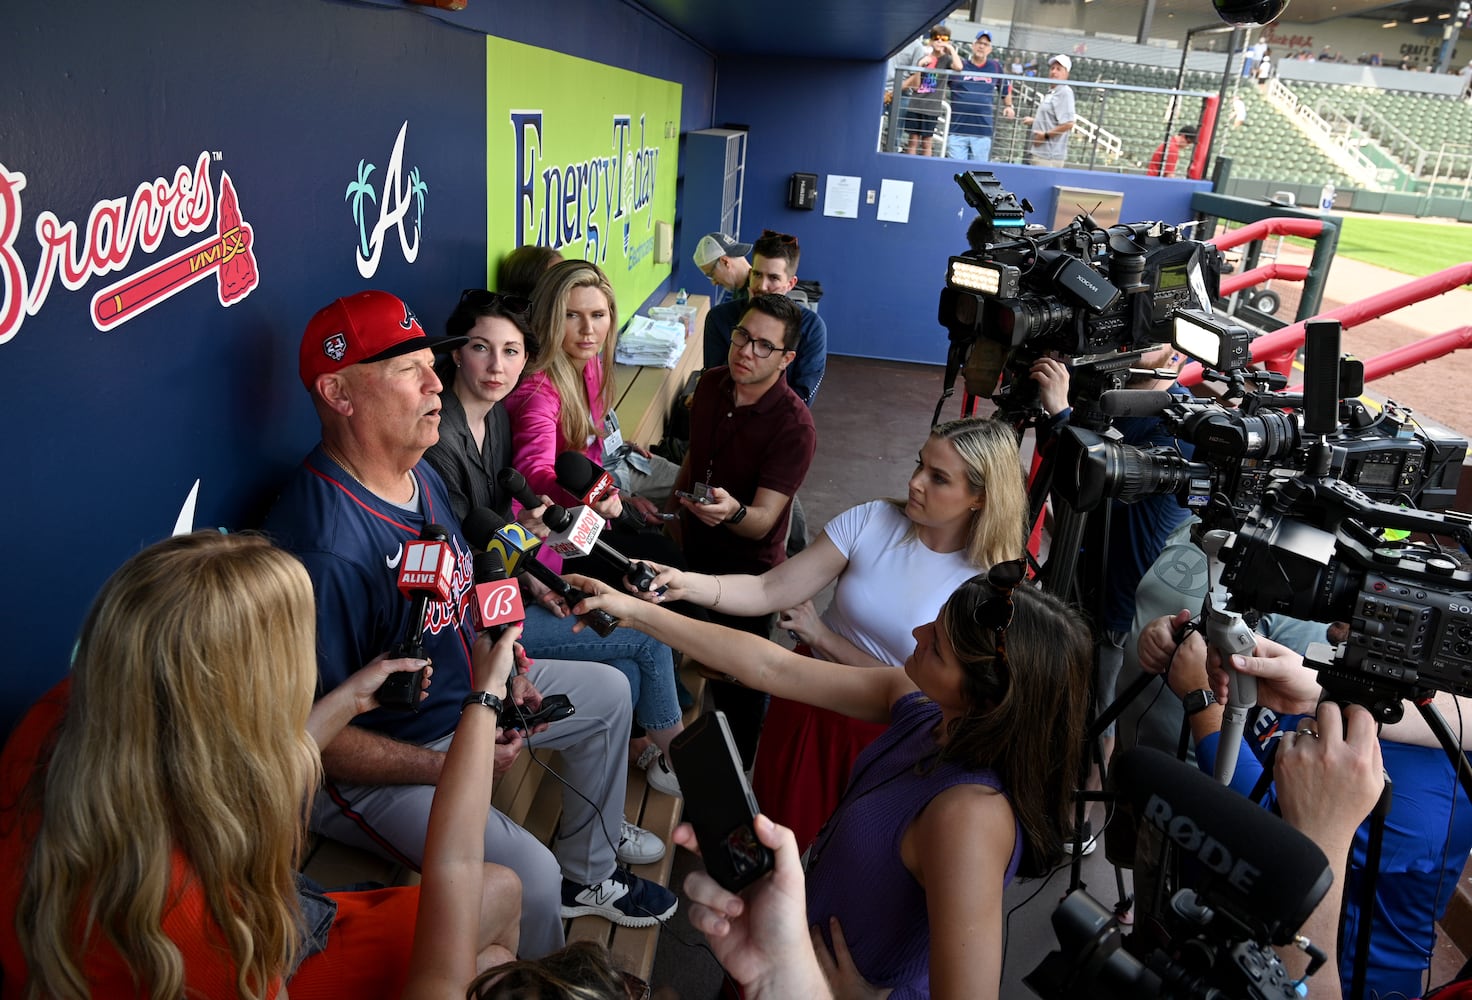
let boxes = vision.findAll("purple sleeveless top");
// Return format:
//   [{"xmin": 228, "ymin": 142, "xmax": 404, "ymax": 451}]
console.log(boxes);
[{"xmin": 804, "ymin": 691, "xmax": 1021, "ymax": 999}]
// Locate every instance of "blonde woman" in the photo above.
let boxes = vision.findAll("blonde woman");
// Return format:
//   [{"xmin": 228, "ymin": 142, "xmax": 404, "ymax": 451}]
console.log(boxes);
[{"xmin": 0, "ymin": 532, "xmax": 519, "ymax": 1000}]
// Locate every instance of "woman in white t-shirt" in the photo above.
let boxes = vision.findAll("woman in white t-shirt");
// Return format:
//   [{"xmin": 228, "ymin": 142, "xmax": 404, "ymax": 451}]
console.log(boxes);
[{"xmin": 639, "ymin": 416, "xmax": 1028, "ymax": 849}]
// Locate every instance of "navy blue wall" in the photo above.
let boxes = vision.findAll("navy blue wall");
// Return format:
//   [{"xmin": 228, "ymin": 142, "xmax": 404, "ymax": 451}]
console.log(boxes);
[
  {"xmin": 0, "ymin": 0, "xmax": 714, "ymax": 733},
  {"xmin": 707, "ymin": 57, "xmax": 1212, "ymax": 366}
]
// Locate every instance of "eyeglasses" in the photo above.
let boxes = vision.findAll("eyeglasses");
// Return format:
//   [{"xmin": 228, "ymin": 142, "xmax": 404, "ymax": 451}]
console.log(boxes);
[
  {"xmin": 458, "ymin": 288, "xmax": 531, "ymax": 315},
  {"xmin": 971, "ymin": 559, "xmax": 1026, "ymax": 674},
  {"xmin": 700, "ymin": 259, "xmax": 720, "ymax": 282},
  {"xmin": 730, "ymin": 326, "xmax": 783, "ymax": 358},
  {"xmin": 760, "ymin": 229, "xmax": 798, "ymax": 246}
]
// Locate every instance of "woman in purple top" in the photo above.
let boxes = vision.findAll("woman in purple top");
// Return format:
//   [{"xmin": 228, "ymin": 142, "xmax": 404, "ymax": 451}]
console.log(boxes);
[{"xmin": 572, "ymin": 563, "xmax": 1092, "ymax": 999}]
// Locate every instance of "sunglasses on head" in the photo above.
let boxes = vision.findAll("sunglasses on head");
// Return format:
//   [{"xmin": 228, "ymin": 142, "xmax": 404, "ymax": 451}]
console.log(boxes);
[
  {"xmin": 760, "ymin": 229, "xmax": 798, "ymax": 245},
  {"xmin": 971, "ymin": 559, "xmax": 1026, "ymax": 672},
  {"xmin": 458, "ymin": 288, "xmax": 531, "ymax": 315}
]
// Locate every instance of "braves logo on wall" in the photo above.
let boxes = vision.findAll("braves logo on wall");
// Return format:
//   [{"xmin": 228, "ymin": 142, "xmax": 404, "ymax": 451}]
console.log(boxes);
[
  {"xmin": 0, "ymin": 152, "xmax": 260, "ymax": 346},
  {"xmin": 345, "ymin": 121, "xmax": 428, "ymax": 279}
]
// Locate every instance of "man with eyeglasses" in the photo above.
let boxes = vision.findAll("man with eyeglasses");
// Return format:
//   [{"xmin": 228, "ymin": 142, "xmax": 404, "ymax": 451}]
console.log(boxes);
[
  {"xmin": 701, "ymin": 229, "xmax": 827, "ymax": 407},
  {"xmin": 691, "ymin": 232, "xmax": 752, "ymax": 308},
  {"xmin": 671, "ymin": 293, "xmax": 817, "ymax": 766},
  {"xmin": 946, "ymin": 32, "xmax": 1014, "ymax": 163}
]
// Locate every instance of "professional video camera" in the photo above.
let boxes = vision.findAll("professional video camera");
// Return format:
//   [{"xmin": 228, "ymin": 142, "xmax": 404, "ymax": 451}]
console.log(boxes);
[
  {"xmin": 1054, "ymin": 310, "xmax": 1468, "ymax": 533},
  {"xmin": 934, "ymin": 170, "xmax": 1227, "ymax": 424},
  {"xmin": 1028, "ymin": 748, "xmax": 1330, "ymax": 999}
]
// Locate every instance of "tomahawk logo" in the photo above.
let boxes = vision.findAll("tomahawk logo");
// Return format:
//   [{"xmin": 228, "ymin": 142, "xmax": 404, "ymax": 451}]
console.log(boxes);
[
  {"xmin": 0, "ymin": 153, "xmax": 260, "ymax": 345},
  {"xmin": 345, "ymin": 121, "xmax": 428, "ymax": 279}
]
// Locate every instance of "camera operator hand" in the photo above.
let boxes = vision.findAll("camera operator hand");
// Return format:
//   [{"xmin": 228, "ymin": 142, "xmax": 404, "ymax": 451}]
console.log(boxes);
[
  {"xmin": 1205, "ymin": 634, "xmax": 1321, "ymax": 716},
  {"xmin": 1137, "ymin": 609, "xmax": 1194, "ymax": 675},
  {"xmin": 1029, "ymin": 357, "xmax": 1071, "ymax": 418}
]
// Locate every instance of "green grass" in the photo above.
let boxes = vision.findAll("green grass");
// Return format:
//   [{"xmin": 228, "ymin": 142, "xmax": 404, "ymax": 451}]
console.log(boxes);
[{"xmin": 1332, "ymin": 216, "xmax": 1472, "ymax": 278}]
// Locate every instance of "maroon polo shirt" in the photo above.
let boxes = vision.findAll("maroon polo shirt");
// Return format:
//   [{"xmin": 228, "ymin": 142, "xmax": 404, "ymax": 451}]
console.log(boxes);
[{"xmin": 682, "ymin": 365, "xmax": 817, "ymax": 575}]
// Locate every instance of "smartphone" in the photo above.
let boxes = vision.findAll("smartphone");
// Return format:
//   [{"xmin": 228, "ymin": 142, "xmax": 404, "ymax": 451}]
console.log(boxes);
[
  {"xmin": 674, "ymin": 489, "xmax": 713, "ymax": 505},
  {"xmin": 669, "ymin": 711, "xmax": 774, "ymax": 892},
  {"xmin": 507, "ymin": 693, "xmax": 575, "ymax": 733}
]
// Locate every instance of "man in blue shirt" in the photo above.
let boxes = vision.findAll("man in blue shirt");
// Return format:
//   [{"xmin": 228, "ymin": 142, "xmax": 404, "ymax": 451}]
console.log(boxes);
[{"xmin": 946, "ymin": 32, "xmax": 1015, "ymax": 162}]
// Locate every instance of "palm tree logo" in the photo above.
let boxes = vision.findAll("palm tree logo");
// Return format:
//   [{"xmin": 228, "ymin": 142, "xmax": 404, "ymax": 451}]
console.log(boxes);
[
  {"xmin": 409, "ymin": 166, "xmax": 428, "ymax": 241},
  {"xmin": 345, "ymin": 159, "xmax": 378, "ymax": 261}
]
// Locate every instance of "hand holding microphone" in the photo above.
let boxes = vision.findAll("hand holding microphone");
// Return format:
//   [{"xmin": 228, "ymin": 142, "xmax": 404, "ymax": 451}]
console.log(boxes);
[
  {"xmin": 380, "ymin": 525, "xmax": 455, "ymax": 712},
  {"xmin": 554, "ymin": 451, "xmax": 649, "ymax": 532}
]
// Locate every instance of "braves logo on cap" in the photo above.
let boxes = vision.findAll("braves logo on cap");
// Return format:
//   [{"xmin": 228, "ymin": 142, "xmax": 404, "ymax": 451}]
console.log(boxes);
[
  {"xmin": 400, "ymin": 303, "xmax": 417, "ymax": 331},
  {"xmin": 323, "ymin": 332, "xmax": 348, "ymax": 362}
]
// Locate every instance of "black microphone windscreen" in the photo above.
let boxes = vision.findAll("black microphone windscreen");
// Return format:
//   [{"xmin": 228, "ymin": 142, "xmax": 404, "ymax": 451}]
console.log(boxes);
[
  {"xmin": 462, "ymin": 508, "xmax": 508, "ymax": 551},
  {"xmin": 1099, "ymin": 390, "xmax": 1176, "ymax": 418},
  {"xmin": 554, "ymin": 451, "xmax": 599, "ymax": 494},
  {"xmin": 1114, "ymin": 747, "xmax": 1332, "ymax": 944},
  {"xmin": 497, "ymin": 468, "xmax": 543, "ymax": 510}
]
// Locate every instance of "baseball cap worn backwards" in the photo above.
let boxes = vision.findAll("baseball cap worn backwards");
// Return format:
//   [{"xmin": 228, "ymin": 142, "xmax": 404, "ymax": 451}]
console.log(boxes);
[
  {"xmin": 692, "ymin": 233, "xmax": 753, "ymax": 269},
  {"xmin": 299, "ymin": 289, "xmax": 467, "ymax": 389}
]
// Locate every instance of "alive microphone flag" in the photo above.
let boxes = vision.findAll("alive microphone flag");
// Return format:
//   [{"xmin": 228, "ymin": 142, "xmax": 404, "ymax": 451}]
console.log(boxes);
[
  {"xmin": 379, "ymin": 524, "xmax": 453, "ymax": 713},
  {"xmin": 398, "ymin": 538, "xmax": 455, "ymax": 600}
]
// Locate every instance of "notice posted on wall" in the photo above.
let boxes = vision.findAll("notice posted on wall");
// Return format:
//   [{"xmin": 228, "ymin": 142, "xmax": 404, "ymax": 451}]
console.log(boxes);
[
  {"xmin": 824, "ymin": 174, "xmax": 861, "ymax": 218},
  {"xmin": 877, "ymin": 179, "xmax": 913, "ymax": 223}
]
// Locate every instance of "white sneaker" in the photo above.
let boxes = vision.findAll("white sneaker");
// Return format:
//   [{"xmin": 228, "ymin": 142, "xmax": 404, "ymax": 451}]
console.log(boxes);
[
  {"xmin": 616, "ymin": 820, "xmax": 666, "ymax": 865},
  {"xmin": 635, "ymin": 744, "xmax": 682, "ymax": 797}
]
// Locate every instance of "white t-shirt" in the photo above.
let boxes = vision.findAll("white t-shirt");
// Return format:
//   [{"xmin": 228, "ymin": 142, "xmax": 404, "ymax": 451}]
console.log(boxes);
[{"xmin": 820, "ymin": 500, "xmax": 980, "ymax": 667}]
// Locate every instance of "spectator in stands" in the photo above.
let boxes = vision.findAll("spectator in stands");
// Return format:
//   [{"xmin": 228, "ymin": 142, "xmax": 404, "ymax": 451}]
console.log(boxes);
[
  {"xmin": 265, "ymin": 290, "xmax": 675, "ymax": 958},
  {"xmin": 0, "ymin": 532, "xmax": 521, "ymax": 1000},
  {"xmin": 703, "ymin": 229, "xmax": 827, "ymax": 406},
  {"xmin": 692, "ymin": 231, "xmax": 752, "ymax": 308},
  {"xmin": 946, "ymin": 32, "xmax": 1015, "ymax": 162},
  {"xmin": 635, "ymin": 416, "xmax": 1028, "ymax": 851},
  {"xmin": 570, "ymin": 562, "xmax": 1094, "ymax": 1000},
  {"xmin": 1232, "ymin": 94, "xmax": 1247, "ymax": 129},
  {"xmin": 671, "ymin": 293, "xmax": 818, "ymax": 768},
  {"xmin": 1023, "ymin": 54, "xmax": 1075, "ymax": 168},
  {"xmin": 901, "ymin": 26, "xmax": 960, "ymax": 157},
  {"xmin": 505, "ymin": 259, "xmax": 680, "ymax": 519},
  {"xmin": 1257, "ymin": 48, "xmax": 1274, "ymax": 84},
  {"xmin": 424, "ymin": 288, "xmax": 686, "ymax": 799},
  {"xmin": 1147, "ymin": 123, "xmax": 1198, "ymax": 177},
  {"xmin": 496, "ymin": 245, "xmax": 562, "ymax": 300}
]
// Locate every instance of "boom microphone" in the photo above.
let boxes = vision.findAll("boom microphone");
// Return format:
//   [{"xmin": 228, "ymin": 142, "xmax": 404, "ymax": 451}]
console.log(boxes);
[
  {"xmin": 462, "ymin": 508, "xmax": 618, "ymax": 637},
  {"xmin": 554, "ymin": 451, "xmax": 648, "ymax": 532},
  {"xmin": 1099, "ymin": 389, "xmax": 1177, "ymax": 418},
  {"xmin": 380, "ymin": 524, "xmax": 454, "ymax": 712},
  {"xmin": 1115, "ymin": 746, "xmax": 1332, "ymax": 946}
]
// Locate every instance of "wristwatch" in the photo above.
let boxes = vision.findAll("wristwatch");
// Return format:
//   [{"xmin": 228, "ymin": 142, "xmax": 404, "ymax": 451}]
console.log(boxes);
[
  {"xmin": 1182, "ymin": 688, "xmax": 1218, "ymax": 717},
  {"xmin": 725, "ymin": 503, "xmax": 748, "ymax": 525},
  {"xmin": 461, "ymin": 691, "xmax": 506, "ymax": 715}
]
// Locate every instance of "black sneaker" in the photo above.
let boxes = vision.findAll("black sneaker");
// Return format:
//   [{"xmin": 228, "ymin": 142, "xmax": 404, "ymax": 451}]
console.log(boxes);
[{"xmin": 559, "ymin": 868, "xmax": 678, "ymax": 927}]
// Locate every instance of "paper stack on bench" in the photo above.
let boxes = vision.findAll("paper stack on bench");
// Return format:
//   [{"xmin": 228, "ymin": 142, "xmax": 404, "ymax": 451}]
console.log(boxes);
[{"xmin": 615, "ymin": 316, "xmax": 685, "ymax": 368}]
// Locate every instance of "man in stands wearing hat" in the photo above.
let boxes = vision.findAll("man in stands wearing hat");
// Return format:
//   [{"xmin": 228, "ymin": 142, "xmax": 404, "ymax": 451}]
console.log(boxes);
[
  {"xmin": 265, "ymin": 290, "xmax": 677, "ymax": 960},
  {"xmin": 1148, "ymin": 123, "xmax": 1199, "ymax": 177},
  {"xmin": 946, "ymin": 31, "xmax": 1015, "ymax": 162},
  {"xmin": 692, "ymin": 232, "xmax": 752, "ymax": 308},
  {"xmin": 1022, "ymin": 54, "xmax": 1075, "ymax": 168}
]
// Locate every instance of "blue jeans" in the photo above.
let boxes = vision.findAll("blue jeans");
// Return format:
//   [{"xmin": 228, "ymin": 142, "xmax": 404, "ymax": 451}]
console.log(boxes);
[
  {"xmin": 519, "ymin": 602, "xmax": 682, "ymax": 732},
  {"xmin": 946, "ymin": 134, "xmax": 993, "ymax": 161}
]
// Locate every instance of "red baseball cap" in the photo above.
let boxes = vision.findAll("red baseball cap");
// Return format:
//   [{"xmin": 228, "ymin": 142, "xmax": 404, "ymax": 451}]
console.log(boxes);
[{"xmin": 299, "ymin": 290, "xmax": 466, "ymax": 389}]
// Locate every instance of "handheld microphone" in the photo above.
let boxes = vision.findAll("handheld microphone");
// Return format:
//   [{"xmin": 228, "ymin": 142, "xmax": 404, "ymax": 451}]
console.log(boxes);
[
  {"xmin": 1115, "ymin": 747, "xmax": 1332, "ymax": 946},
  {"xmin": 462, "ymin": 508, "xmax": 618, "ymax": 638},
  {"xmin": 497, "ymin": 467, "xmax": 546, "ymax": 513},
  {"xmin": 471, "ymin": 552, "xmax": 526, "ymax": 639},
  {"xmin": 1098, "ymin": 389, "xmax": 1177, "ymax": 418},
  {"xmin": 554, "ymin": 451, "xmax": 648, "ymax": 532},
  {"xmin": 380, "ymin": 525, "xmax": 454, "ymax": 712},
  {"xmin": 543, "ymin": 503, "xmax": 663, "ymax": 594}
]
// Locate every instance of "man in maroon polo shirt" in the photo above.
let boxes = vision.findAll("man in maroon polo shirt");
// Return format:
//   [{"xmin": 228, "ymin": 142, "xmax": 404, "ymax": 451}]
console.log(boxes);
[{"xmin": 670, "ymin": 292, "xmax": 817, "ymax": 764}]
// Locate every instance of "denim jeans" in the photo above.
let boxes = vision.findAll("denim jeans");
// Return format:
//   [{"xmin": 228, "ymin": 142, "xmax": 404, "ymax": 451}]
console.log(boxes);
[
  {"xmin": 946, "ymin": 133, "xmax": 993, "ymax": 161},
  {"xmin": 519, "ymin": 602, "xmax": 682, "ymax": 732}
]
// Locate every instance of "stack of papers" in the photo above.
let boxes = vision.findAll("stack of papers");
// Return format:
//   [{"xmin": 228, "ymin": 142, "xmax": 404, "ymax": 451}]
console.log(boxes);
[{"xmin": 616, "ymin": 316, "xmax": 686, "ymax": 368}]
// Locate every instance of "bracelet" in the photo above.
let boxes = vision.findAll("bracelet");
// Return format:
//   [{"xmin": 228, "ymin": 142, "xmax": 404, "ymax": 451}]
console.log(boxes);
[{"xmin": 712, "ymin": 577, "xmax": 722, "ymax": 608}]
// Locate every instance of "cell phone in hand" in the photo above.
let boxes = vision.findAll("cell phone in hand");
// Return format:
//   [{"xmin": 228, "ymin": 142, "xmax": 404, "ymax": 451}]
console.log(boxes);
[
  {"xmin": 506, "ymin": 693, "xmax": 575, "ymax": 733},
  {"xmin": 670, "ymin": 711, "xmax": 774, "ymax": 893},
  {"xmin": 675, "ymin": 483, "xmax": 714, "ymax": 504}
]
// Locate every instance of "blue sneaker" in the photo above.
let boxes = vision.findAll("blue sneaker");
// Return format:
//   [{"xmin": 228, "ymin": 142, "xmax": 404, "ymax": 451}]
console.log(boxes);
[{"xmin": 560, "ymin": 868, "xmax": 678, "ymax": 927}]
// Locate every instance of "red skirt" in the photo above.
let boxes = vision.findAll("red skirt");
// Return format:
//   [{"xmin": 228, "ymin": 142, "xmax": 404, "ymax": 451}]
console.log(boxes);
[
  {"xmin": 751, "ymin": 694, "xmax": 889, "ymax": 853},
  {"xmin": 289, "ymin": 884, "xmax": 420, "ymax": 1000}
]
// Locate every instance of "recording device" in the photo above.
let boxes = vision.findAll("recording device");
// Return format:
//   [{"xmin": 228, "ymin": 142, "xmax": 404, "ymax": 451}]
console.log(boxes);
[
  {"xmin": 670, "ymin": 711, "xmax": 774, "ymax": 893},
  {"xmin": 555, "ymin": 451, "xmax": 648, "ymax": 532},
  {"xmin": 471, "ymin": 552, "xmax": 525, "ymax": 639},
  {"xmin": 462, "ymin": 508, "xmax": 619, "ymax": 637},
  {"xmin": 1027, "ymin": 748, "xmax": 1329, "ymax": 999},
  {"xmin": 934, "ymin": 170, "xmax": 1225, "ymax": 424},
  {"xmin": 380, "ymin": 525, "xmax": 455, "ymax": 712},
  {"xmin": 497, "ymin": 467, "xmax": 548, "ymax": 514},
  {"xmin": 675, "ymin": 482, "xmax": 715, "ymax": 504},
  {"xmin": 507, "ymin": 692, "xmax": 576, "ymax": 733}
]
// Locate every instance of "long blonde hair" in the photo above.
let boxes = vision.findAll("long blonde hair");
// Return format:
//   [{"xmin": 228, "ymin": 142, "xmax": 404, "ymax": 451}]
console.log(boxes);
[
  {"xmin": 527, "ymin": 259, "xmax": 619, "ymax": 449},
  {"xmin": 19, "ymin": 532, "xmax": 321, "ymax": 1000},
  {"xmin": 888, "ymin": 416, "xmax": 1029, "ymax": 568}
]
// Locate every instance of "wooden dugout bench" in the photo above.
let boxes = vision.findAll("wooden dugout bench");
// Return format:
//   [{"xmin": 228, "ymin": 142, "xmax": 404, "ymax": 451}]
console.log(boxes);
[{"xmin": 302, "ymin": 290, "xmax": 712, "ymax": 982}]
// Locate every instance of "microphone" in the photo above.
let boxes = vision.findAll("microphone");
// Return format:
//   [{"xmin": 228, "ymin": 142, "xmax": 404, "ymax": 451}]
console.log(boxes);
[
  {"xmin": 554, "ymin": 451, "xmax": 647, "ymax": 532},
  {"xmin": 543, "ymin": 504, "xmax": 663, "ymax": 593},
  {"xmin": 462, "ymin": 508, "xmax": 618, "ymax": 637},
  {"xmin": 379, "ymin": 525, "xmax": 454, "ymax": 712},
  {"xmin": 1115, "ymin": 747, "xmax": 1332, "ymax": 946},
  {"xmin": 471, "ymin": 552, "xmax": 526, "ymax": 639},
  {"xmin": 1098, "ymin": 389, "xmax": 1177, "ymax": 418},
  {"xmin": 497, "ymin": 467, "xmax": 546, "ymax": 513}
]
